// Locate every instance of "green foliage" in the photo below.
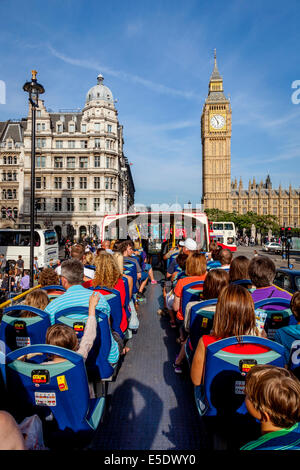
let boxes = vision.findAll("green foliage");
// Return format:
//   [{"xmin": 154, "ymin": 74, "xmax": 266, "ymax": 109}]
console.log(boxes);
[{"xmin": 204, "ymin": 208, "xmax": 280, "ymax": 234}]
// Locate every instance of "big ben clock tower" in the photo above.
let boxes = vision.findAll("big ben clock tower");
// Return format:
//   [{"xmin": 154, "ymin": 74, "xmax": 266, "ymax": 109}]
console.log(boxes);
[{"xmin": 201, "ymin": 50, "xmax": 232, "ymax": 211}]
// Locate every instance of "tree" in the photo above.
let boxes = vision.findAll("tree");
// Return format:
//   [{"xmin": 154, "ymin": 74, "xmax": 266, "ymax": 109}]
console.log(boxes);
[{"xmin": 205, "ymin": 209, "xmax": 279, "ymax": 235}]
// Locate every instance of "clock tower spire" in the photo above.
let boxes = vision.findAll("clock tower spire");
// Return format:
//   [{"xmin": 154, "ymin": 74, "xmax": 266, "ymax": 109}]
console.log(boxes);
[{"xmin": 201, "ymin": 50, "xmax": 232, "ymax": 211}]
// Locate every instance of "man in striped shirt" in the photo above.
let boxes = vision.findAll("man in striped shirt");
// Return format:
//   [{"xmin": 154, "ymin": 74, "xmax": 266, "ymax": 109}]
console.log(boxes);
[{"xmin": 45, "ymin": 259, "xmax": 119, "ymax": 364}]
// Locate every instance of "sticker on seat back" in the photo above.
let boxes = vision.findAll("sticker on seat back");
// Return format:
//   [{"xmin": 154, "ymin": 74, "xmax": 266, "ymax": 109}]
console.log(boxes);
[
  {"xmin": 235, "ymin": 381, "xmax": 246, "ymax": 395},
  {"xmin": 16, "ymin": 337, "xmax": 31, "ymax": 348},
  {"xmin": 34, "ymin": 392, "xmax": 56, "ymax": 406}
]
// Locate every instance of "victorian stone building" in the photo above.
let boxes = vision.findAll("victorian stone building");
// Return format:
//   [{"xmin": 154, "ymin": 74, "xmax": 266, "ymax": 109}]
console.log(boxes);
[
  {"xmin": 0, "ymin": 74, "xmax": 135, "ymax": 239},
  {"xmin": 201, "ymin": 52, "xmax": 300, "ymax": 227}
]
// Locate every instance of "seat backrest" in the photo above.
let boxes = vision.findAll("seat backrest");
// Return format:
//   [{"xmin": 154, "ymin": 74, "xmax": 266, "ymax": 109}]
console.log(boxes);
[
  {"xmin": 254, "ymin": 298, "xmax": 296, "ymax": 340},
  {"xmin": 41, "ymin": 285, "xmax": 66, "ymax": 292},
  {"xmin": 5, "ymin": 344, "xmax": 95, "ymax": 432},
  {"xmin": 41, "ymin": 285, "xmax": 66, "ymax": 301},
  {"xmin": 54, "ymin": 307, "xmax": 114, "ymax": 380},
  {"xmin": 122, "ymin": 276, "xmax": 131, "ymax": 319},
  {"xmin": 189, "ymin": 299, "xmax": 218, "ymax": 351},
  {"xmin": 0, "ymin": 305, "xmax": 51, "ymax": 353},
  {"xmin": 167, "ymin": 252, "xmax": 178, "ymax": 269},
  {"xmin": 288, "ymin": 339, "xmax": 300, "ymax": 380},
  {"xmin": 231, "ymin": 279, "xmax": 252, "ymax": 287},
  {"xmin": 181, "ymin": 281, "xmax": 204, "ymax": 318},
  {"xmin": 88, "ymin": 286, "xmax": 125, "ymax": 337},
  {"xmin": 123, "ymin": 261, "xmax": 137, "ymax": 294},
  {"xmin": 202, "ymin": 335, "xmax": 285, "ymax": 417}
]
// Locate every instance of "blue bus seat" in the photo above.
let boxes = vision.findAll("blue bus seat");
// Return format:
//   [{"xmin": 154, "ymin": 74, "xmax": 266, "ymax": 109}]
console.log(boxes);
[
  {"xmin": 195, "ymin": 335, "xmax": 285, "ymax": 418},
  {"xmin": 124, "ymin": 261, "xmax": 138, "ymax": 294},
  {"xmin": 231, "ymin": 279, "xmax": 252, "ymax": 287},
  {"xmin": 181, "ymin": 281, "xmax": 204, "ymax": 319},
  {"xmin": 189, "ymin": 299, "xmax": 218, "ymax": 352},
  {"xmin": 41, "ymin": 285, "xmax": 66, "ymax": 292},
  {"xmin": 288, "ymin": 340, "xmax": 300, "ymax": 380},
  {"xmin": 54, "ymin": 307, "xmax": 114, "ymax": 381},
  {"xmin": 166, "ymin": 252, "xmax": 178, "ymax": 269},
  {"xmin": 254, "ymin": 298, "xmax": 296, "ymax": 340},
  {"xmin": 41, "ymin": 285, "xmax": 66, "ymax": 301},
  {"xmin": 0, "ymin": 305, "xmax": 51, "ymax": 353},
  {"xmin": 88, "ymin": 286, "xmax": 125, "ymax": 337},
  {"xmin": 5, "ymin": 344, "xmax": 105, "ymax": 436}
]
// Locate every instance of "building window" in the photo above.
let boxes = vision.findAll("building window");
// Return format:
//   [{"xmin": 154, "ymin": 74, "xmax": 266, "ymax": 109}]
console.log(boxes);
[
  {"xmin": 67, "ymin": 198, "xmax": 74, "ymax": 212},
  {"xmin": 242, "ymin": 200, "xmax": 247, "ymax": 205},
  {"xmin": 56, "ymin": 140, "xmax": 63, "ymax": 149},
  {"xmin": 80, "ymin": 140, "xmax": 88, "ymax": 149},
  {"xmin": 283, "ymin": 208, "xmax": 288, "ymax": 214},
  {"xmin": 79, "ymin": 198, "xmax": 87, "ymax": 211},
  {"xmin": 68, "ymin": 140, "xmax": 75, "ymax": 149},
  {"xmin": 54, "ymin": 157, "xmax": 63, "ymax": 168},
  {"xmin": 67, "ymin": 177, "xmax": 74, "ymax": 189},
  {"xmin": 105, "ymin": 198, "xmax": 115, "ymax": 212},
  {"xmin": 273, "ymin": 208, "xmax": 277, "ymax": 215},
  {"xmin": 79, "ymin": 157, "xmax": 88, "ymax": 168},
  {"xmin": 94, "ymin": 198, "xmax": 100, "ymax": 211},
  {"xmin": 263, "ymin": 208, "xmax": 267, "ymax": 215},
  {"xmin": 69, "ymin": 123, "xmax": 75, "ymax": 133},
  {"xmin": 81, "ymin": 124, "xmax": 86, "ymax": 133},
  {"xmin": 94, "ymin": 123, "xmax": 100, "ymax": 132},
  {"xmin": 294, "ymin": 207, "xmax": 298, "ymax": 214},
  {"xmin": 37, "ymin": 110, "xmax": 41, "ymax": 117},
  {"xmin": 54, "ymin": 177, "xmax": 62, "ymax": 189},
  {"xmin": 36, "ymin": 155, "xmax": 46, "ymax": 168},
  {"xmin": 106, "ymin": 139, "xmax": 114, "ymax": 150},
  {"xmin": 36, "ymin": 138, "xmax": 46, "ymax": 148},
  {"xmin": 106, "ymin": 156, "xmax": 114, "ymax": 169},
  {"xmin": 107, "ymin": 124, "xmax": 112, "ymax": 133},
  {"xmin": 94, "ymin": 138, "xmax": 101, "ymax": 148},
  {"xmin": 36, "ymin": 177, "xmax": 41, "ymax": 189},
  {"xmin": 105, "ymin": 176, "xmax": 114, "ymax": 190},
  {"xmin": 94, "ymin": 177, "xmax": 100, "ymax": 189},
  {"xmin": 54, "ymin": 198, "xmax": 62, "ymax": 211},
  {"xmin": 94, "ymin": 156, "xmax": 100, "ymax": 167},
  {"xmin": 67, "ymin": 156, "xmax": 75, "ymax": 169},
  {"xmin": 36, "ymin": 198, "xmax": 46, "ymax": 211},
  {"xmin": 80, "ymin": 177, "xmax": 87, "ymax": 189},
  {"xmin": 57, "ymin": 124, "xmax": 62, "ymax": 133}
]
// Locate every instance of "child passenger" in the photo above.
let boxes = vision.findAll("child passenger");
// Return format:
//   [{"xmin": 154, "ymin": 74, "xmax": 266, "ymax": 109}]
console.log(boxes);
[{"xmin": 241, "ymin": 365, "xmax": 300, "ymax": 450}]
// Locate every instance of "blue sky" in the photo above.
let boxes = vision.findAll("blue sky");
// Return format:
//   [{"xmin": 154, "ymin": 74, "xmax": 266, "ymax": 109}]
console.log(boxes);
[{"xmin": 1, "ymin": 0, "xmax": 300, "ymax": 207}]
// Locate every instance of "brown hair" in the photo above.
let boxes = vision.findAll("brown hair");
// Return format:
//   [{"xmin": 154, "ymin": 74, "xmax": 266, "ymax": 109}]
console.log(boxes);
[
  {"xmin": 70, "ymin": 243, "xmax": 85, "ymax": 260},
  {"xmin": 229, "ymin": 256, "xmax": 250, "ymax": 283},
  {"xmin": 211, "ymin": 284, "xmax": 257, "ymax": 339},
  {"xmin": 176, "ymin": 253, "xmax": 189, "ymax": 270},
  {"xmin": 20, "ymin": 289, "xmax": 49, "ymax": 317},
  {"xmin": 291, "ymin": 291, "xmax": 300, "ymax": 322},
  {"xmin": 84, "ymin": 252, "xmax": 95, "ymax": 266},
  {"xmin": 113, "ymin": 251, "xmax": 124, "ymax": 273},
  {"xmin": 46, "ymin": 324, "xmax": 78, "ymax": 351},
  {"xmin": 245, "ymin": 365, "xmax": 300, "ymax": 428},
  {"xmin": 209, "ymin": 240, "xmax": 218, "ymax": 252},
  {"xmin": 248, "ymin": 256, "xmax": 276, "ymax": 287},
  {"xmin": 202, "ymin": 269, "xmax": 229, "ymax": 300},
  {"xmin": 38, "ymin": 268, "xmax": 59, "ymax": 287},
  {"xmin": 93, "ymin": 251, "xmax": 122, "ymax": 289},
  {"xmin": 211, "ymin": 246, "xmax": 222, "ymax": 261},
  {"xmin": 219, "ymin": 248, "xmax": 233, "ymax": 266},
  {"xmin": 185, "ymin": 252, "xmax": 207, "ymax": 277}
]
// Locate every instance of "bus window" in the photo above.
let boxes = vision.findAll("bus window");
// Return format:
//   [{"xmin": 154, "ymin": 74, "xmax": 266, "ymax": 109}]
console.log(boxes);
[
  {"xmin": 212, "ymin": 223, "xmax": 223, "ymax": 231},
  {"xmin": 224, "ymin": 223, "xmax": 234, "ymax": 231},
  {"xmin": 0, "ymin": 232, "xmax": 16, "ymax": 246},
  {"xmin": 44, "ymin": 230, "xmax": 58, "ymax": 245},
  {"xmin": 34, "ymin": 232, "xmax": 41, "ymax": 247},
  {"xmin": 19, "ymin": 232, "xmax": 30, "ymax": 246}
]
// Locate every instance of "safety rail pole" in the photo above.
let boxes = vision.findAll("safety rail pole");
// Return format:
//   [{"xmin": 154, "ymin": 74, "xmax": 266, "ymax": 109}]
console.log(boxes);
[{"xmin": 0, "ymin": 284, "xmax": 41, "ymax": 311}]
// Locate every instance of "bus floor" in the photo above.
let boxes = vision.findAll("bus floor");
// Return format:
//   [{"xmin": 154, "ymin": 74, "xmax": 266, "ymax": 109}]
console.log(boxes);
[{"xmin": 89, "ymin": 270, "xmax": 207, "ymax": 451}]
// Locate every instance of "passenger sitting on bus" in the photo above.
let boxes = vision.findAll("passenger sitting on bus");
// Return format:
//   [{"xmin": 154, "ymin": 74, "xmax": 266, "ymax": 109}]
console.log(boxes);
[
  {"xmin": 274, "ymin": 292, "xmax": 300, "ymax": 365},
  {"xmin": 249, "ymin": 256, "xmax": 292, "ymax": 307},
  {"xmin": 206, "ymin": 240, "xmax": 218, "ymax": 261},
  {"xmin": 113, "ymin": 251, "xmax": 133, "ymax": 298},
  {"xmin": 190, "ymin": 284, "xmax": 268, "ymax": 387},
  {"xmin": 218, "ymin": 248, "xmax": 233, "ymax": 271},
  {"xmin": 56, "ymin": 243, "xmax": 95, "ymax": 280},
  {"xmin": 229, "ymin": 255, "xmax": 251, "ymax": 288},
  {"xmin": 184, "ymin": 268, "xmax": 229, "ymax": 332},
  {"xmin": 20, "ymin": 289, "xmax": 50, "ymax": 317},
  {"xmin": 163, "ymin": 241, "xmax": 181, "ymax": 262},
  {"xmin": 102, "ymin": 240, "xmax": 114, "ymax": 254},
  {"xmin": 206, "ymin": 246, "xmax": 222, "ymax": 270},
  {"xmin": 83, "ymin": 251, "xmax": 130, "ymax": 355},
  {"xmin": 133, "ymin": 240, "xmax": 157, "ymax": 291},
  {"xmin": 119, "ymin": 240, "xmax": 142, "ymax": 292},
  {"xmin": 172, "ymin": 253, "xmax": 207, "ymax": 372},
  {"xmin": 84, "ymin": 251, "xmax": 95, "ymax": 267},
  {"xmin": 240, "ymin": 365, "xmax": 300, "ymax": 450}
]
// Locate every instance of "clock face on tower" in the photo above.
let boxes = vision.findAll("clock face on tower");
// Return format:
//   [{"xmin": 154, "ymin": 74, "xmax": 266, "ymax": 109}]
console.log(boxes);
[{"xmin": 210, "ymin": 114, "xmax": 225, "ymax": 130}]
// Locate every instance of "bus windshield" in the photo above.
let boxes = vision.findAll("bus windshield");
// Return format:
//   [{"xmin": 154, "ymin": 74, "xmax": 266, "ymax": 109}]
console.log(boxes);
[{"xmin": 0, "ymin": 230, "xmax": 40, "ymax": 247}]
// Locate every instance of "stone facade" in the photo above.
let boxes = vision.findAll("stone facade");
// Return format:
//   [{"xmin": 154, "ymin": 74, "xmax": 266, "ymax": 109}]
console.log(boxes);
[
  {"xmin": 201, "ymin": 52, "xmax": 300, "ymax": 227},
  {"xmin": 0, "ymin": 75, "xmax": 135, "ymax": 239}
]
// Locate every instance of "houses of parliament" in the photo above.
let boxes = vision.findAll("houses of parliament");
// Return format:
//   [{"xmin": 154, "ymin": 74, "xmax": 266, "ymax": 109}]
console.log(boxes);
[{"xmin": 201, "ymin": 51, "xmax": 299, "ymax": 228}]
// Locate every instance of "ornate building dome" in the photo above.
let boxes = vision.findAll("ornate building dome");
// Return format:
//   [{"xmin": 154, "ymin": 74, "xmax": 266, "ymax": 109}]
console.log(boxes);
[{"xmin": 85, "ymin": 74, "xmax": 114, "ymax": 104}]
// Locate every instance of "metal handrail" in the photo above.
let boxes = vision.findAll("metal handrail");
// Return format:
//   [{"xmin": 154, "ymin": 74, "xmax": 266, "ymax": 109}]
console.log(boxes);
[{"xmin": 0, "ymin": 284, "xmax": 41, "ymax": 310}]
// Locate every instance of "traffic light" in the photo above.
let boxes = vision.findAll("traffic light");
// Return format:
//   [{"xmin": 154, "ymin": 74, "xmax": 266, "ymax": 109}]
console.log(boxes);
[
  {"xmin": 286, "ymin": 226, "xmax": 292, "ymax": 239},
  {"xmin": 280, "ymin": 226, "xmax": 286, "ymax": 241}
]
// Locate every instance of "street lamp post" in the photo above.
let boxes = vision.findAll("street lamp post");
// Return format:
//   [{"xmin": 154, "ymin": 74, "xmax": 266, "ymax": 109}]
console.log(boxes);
[{"xmin": 23, "ymin": 71, "xmax": 45, "ymax": 287}]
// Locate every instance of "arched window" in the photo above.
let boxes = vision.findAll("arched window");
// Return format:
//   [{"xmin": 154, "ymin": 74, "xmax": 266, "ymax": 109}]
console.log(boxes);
[
  {"xmin": 13, "ymin": 207, "xmax": 18, "ymax": 219},
  {"xmin": 1, "ymin": 208, "xmax": 6, "ymax": 218}
]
